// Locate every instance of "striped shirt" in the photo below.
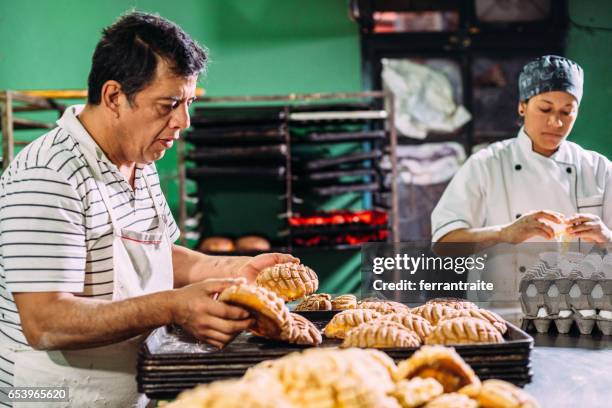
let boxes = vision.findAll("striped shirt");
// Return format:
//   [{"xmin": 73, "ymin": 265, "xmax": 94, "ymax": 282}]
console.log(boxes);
[{"xmin": 0, "ymin": 105, "xmax": 180, "ymax": 393}]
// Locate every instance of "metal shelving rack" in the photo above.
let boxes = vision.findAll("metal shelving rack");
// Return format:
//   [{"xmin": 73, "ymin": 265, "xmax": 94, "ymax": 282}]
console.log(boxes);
[{"xmin": 177, "ymin": 91, "xmax": 400, "ymax": 253}]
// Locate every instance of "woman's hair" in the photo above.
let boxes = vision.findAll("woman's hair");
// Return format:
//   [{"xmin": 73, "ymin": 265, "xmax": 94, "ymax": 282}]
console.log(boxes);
[{"xmin": 87, "ymin": 11, "xmax": 208, "ymax": 105}]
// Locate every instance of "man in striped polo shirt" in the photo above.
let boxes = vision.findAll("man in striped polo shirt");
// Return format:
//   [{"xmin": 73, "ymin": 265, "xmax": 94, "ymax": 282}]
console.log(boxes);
[{"xmin": 0, "ymin": 12, "xmax": 296, "ymax": 407}]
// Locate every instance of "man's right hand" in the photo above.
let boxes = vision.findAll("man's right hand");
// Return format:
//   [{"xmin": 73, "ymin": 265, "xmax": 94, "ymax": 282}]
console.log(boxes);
[
  {"xmin": 500, "ymin": 210, "xmax": 565, "ymax": 244},
  {"xmin": 170, "ymin": 278, "xmax": 253, "ymax": 349}
]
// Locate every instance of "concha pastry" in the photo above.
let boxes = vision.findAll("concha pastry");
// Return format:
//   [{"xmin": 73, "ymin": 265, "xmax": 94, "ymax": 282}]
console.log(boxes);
[
  {"xmin": 411, "ymin": 303, "xmax": 459, "ymax": 325},
  {"xmin": 459, "ymin": 379, "xmax": 540, "ymax": 408},
  {"xmin": 439, "ymin": 308, "xmax": 508, "ymax": 335},
  {"xmin": 323, "ymin": 309, "xmax": 382, "ymax": 339},
  {"xmin": 219, "ymin": 284, "xmax": 290, "ymax": 340},
  {"xmin": 358, "ymin": 300, "xmax": 410, "ymax": 314},
  {"xmin": 331, "ymin": 294, "xmax": 357, "ymax": 310},
  {"xmin": 281, "ymin": 313, "xmax": 322, "ymax": 346},
  {"xmin": 341, "ymin": 321, "xmax": 421, "ymax": 348},
  {"xmin": 256, "ymin": 262, "xmax": 318, "ymax": 301},
  {"xmin": 392, "ymin": 377, "xmax": 444, "ymax": 408},
  {"xmin": 426, "ymin": 298, "xmax": 478, "ymax": 310},
  {"xmin": 423, "ymin": 393, "xmax": 478, "ymax": 408},
  {"xmin": 425, "ymin": 317, "xmax": 504, "ymax": 345},
  {"xmin": 396, "ymin": 345, "xmax": 480, "ymax": 393},
  {"xmin": 379, "ymin": 312, "xmax": 434, "ymax": 341},
  {"xmin": 295, "ymin": 293, "xmax": 332, "ymax": 311}
]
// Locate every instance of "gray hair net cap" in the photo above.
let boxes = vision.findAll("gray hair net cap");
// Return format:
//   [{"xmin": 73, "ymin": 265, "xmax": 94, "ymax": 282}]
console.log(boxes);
[{"xmin": 518, "ymin": 55, "xmax": 584, "ymax": 103}]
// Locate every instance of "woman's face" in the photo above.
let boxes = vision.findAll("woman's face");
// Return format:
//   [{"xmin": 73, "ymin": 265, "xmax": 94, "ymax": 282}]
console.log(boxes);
[{"xmin": 519, "ymin": 91, "xmax": 579, "ymax": 157}]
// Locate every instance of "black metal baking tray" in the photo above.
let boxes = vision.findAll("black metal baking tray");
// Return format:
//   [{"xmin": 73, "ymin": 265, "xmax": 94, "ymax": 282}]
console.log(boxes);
[
  {"xmin": 186, "ymin": 166, "xmax": 286, "ymax": 179},
  {"xmin": 303, "ymin": 182, "xmax": 381, "ymax": 196},
  {"xmin": 186, "ymin": 125, "xmax": 286, "ymax": 145},
  {"xmin": 187, "ymin": 144, "xmax": 287, "ymax": 163},
  {"xmin": 293, "ymin": 130, "xmax": 386, "ymax": 143},
  {"xmin": 191, "ymin": 107, "xmax": 286, "ymax": 126},
  {"xmin": 293, "ymin": 168, "xmax": 378, "ymax": 183},
  {"xmin": 293, "ymin": 150, "xmax": 382, "ymax": 171}
]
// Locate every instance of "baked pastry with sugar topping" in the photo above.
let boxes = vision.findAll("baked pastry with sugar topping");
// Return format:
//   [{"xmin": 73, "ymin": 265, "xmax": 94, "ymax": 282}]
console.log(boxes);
[
  {"xmin": 219, "ymin": 284, "xmax": 290, "ymax": 339},
  {"xmin": 459, "ymin": 379, "xmax": 540, "ymax": 408},
  {"xmin": 439, "ymin": 308, "xmax": 507, "ymax": 335},
  {"xmin": 323, "ymin": 309, "xmax": 382, "ymax": 339},
  {"xmin": 396, "ymin": 345, "xmax": 480, "ymax": 393},
  {"xmin": 281, "ymin": 313, "xmax": 322, "ymax": 346},
  {"xmin": 331, "ymin": 294, "xmax": 357, "ymax": 310},
  {"xmin": 357, "ymin": 300, "xmax": 410, "ymax": 314},
  {"xmin": 341, "ymin": 321, "xmax": 421, "ymax": 348},
  {"xmin": 423, "ymin": 393, "xmax": 478, "ymax": 408},
  {"xmin": 379, "ymin": 312, "xmax": 434, "ymax": 341},
  {"xmin": 425, "ymin": 317, "xmax": 504, "ymax": 345},
  {"xmin": 411, "ymin": 303, "xmax": 458, "ymax": 325},
  {"xmin": 295, "ymin": 293, "xmax": 332, "ymax": 311},
  {"xmin": 392, "ymin": 377, "xmax": 444, "ymax": 408},
  {"xmin": 426, "ymin": 298, "xmax": 478, "ymax": 310},
  {"xmin": 256, "ymin": 262, "xmax": 318, "ymax": 301}
]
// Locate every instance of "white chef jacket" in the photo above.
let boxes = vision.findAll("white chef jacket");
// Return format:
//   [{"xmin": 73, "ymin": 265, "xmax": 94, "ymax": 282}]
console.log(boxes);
[{"xmin": 431, "ymin": 127, "xmax": 612, "ymax": 300}]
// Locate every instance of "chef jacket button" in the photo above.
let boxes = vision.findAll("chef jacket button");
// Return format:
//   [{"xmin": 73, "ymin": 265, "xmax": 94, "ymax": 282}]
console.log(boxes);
[
  {"xmin": 514, "ymin": 164, "xmax": 522, "ymax": 171},
  {"xmin": 519, "ymin": 266, "xmax": 526, "ymax": 273},
  {"xmin": 515, "ymin": 214, "xmax": 521, "ymax": 219},
  {"xmin": 566, "ymin": 167, "xmax": 572, "ymax": 174}
]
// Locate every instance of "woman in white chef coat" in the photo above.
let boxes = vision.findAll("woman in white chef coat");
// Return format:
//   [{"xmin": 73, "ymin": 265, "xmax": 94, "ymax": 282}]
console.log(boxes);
[{"xmin": 431, "ymin": 55, "xmax": 612, "ymax": 300}]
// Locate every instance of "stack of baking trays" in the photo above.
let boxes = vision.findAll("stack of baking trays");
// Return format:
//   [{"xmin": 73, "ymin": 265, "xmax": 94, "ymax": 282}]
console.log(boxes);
[
  {"xmin": 183, "ymin": 100, "xmax": 395, "ymax": 253},
  {"xmin": 137, "ymin": 312, "xmax": 533, "ymax": 400}
]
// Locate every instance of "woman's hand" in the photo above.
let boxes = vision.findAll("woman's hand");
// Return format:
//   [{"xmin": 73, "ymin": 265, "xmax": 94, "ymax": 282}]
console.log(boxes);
[
  {"xmin": 236, "ymin": 253, "xmax": 300, "ymax": 283},
  {"xmin": 565, "ymin": 213, "xmax": 612, "ymax": 243},
  {"xmin": 500, "ymin": 210, "xmax": 565, "ymax": 244}
]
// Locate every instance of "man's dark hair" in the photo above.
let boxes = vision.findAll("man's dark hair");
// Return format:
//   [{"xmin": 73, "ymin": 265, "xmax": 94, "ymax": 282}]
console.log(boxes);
[{"xmin": 87, "ymin": 11, "xmax": 207, "ymax": 105}]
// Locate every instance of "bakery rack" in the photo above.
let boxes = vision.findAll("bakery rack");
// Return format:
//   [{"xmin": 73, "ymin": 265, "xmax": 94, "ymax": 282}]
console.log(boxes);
[{"xmin": 177, "ymin": 91, "xmax": 400, "ymax": 253}]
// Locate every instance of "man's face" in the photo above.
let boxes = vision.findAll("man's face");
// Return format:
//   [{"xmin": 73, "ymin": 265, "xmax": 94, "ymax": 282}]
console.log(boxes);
[
  {"xmin": 115, "ymin": 61, "xmax": 197, "ymax": 164},
  {"xmin": 520, "ymin": 91, "xmax": 578, "ymax": 157}
]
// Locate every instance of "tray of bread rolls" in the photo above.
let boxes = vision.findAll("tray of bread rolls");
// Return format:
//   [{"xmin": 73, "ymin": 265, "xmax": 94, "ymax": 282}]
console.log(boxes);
[
  {"xmin": 137, "ymin": 262, "xmax": 533, "ymax": 399},
  {"xmin": 520, "ymin": 251, "xmax": 612, "ymax": 336}
]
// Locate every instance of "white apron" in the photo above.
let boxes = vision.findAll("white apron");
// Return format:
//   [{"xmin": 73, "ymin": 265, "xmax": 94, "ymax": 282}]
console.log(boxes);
[{"xmin": 6, "ymin": 133, "xmax": 173, "ymax": 407}]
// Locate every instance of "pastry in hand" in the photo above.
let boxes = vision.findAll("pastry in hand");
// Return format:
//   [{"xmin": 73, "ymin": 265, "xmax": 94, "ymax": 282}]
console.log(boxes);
[
  {"xmin": 459, "ymin": 379, "xmax": 540, "ymax": 408},
  {"xmin": 199, "ymin": 236, "xmax": 235, "ymax": 253},
  {"xmin": 357, "ymin": 300, "xmax": 410, "ymax": 314},
  {"xmin": 426, "ymin": 298, "xmax": 478, "ymax": 310},
  {"xmin": 392, "ymin": 377, "xmax": 444, "ymax": 408},
  {"xmin": 331, "ymin": 294, "xmax": 357, "ymax": 310},
  {"xmin": 235, "ymin": 235, "xmax": 271, "ymax": 251},
  {"xmin": 256, "ymin": 262, "xmax": 318, "ymax": 302},
  {"xmin": 323, "ymin": 309, "xmax": 382, "ymax": 339},
  {"xmin": 439, "ymin": 308, "xmax": 507, "ymax": 335},
  {"xmin": 219, "ymin": 284, "xmax": 290, "ymax": 340},
  {"xmin": 396, "ymin": 345, "xmax": 480, "ymax": 393},
  {"xmin": 411, "ymin": 303, "xmax": 459, "ymax": 325},
  {"xmin": 379, "ymin": 312, "xmax": 434, "ymax": 341},
  {"xmin": 341, "ymin": 321, "xmax": 421, "ymax": 348},
  {"xmin": 425, "ymin": 317, "xmax": 504, "ymax": 345},
  {"xmin": 295, "ymin": 293, "xmax": 332, "ymax": 311},
  {"xmin": 281, "ymin": 313, "xmax": 322, "ymax": 346},
  {"xmin": 423, "ymin": 393, "xmax": 478, "ymax": 408}
]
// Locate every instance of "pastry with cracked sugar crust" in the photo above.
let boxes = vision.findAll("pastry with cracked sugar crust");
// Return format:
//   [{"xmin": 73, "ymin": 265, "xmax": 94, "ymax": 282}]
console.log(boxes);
[
  {"xmin": 396, "ymin": 345, "xmax": 480, "ymax": 393},
  {"xmin": 219, "ymin": 284, "xmax": 290, "ymax": 339},
  {"xmin": 425, "ymin": 317, "xmax": 504, "ymax": 345},
  {"xmin": 331, "ymin": 294, "xmax": 357, "ymax": 310},
  {"xmin": 295, "ymin": 293, "xmax": 332, "ymax": 311},
  {"xmin": 423, "ymin": 393, "xmax": 478, "ymax": 408},
  {"xmin": 426, "ymin": 298, "xmax": 478, "ymax": 310},
  {"xmin": 341, "ymin": 320, "xmax": 421, "ymax": 348},
  {"xmin": 256, "ymin": 262, "xmax": 318, "ymax": 301},
  {"xmin": 392, "ymin": 377, "xmax": 444, "ymax": 408},
  {"xmin": 439, "ymin": 308, "xmax": 507, "ymax": 335},
  {"xmin": 281, "ymin": 313, "xmax": 322, "ymax": 345},
  {"xmin": 379, "ymin": 312, "xmax": 434, "ymax": 341},
  {"xmin": 411, "ymin": 303, "xmax": 460, "ymax": 325},
  {"xmin": 323, "ymin": 309, "xmax": 382, "ymax": 339},
  {"xmin": 357, "ymin": 300, "xmax": 410, "ymax": 314},
  {"xmin": 459, "ymin": 379, "xmax": 540, "ymax": 408}
]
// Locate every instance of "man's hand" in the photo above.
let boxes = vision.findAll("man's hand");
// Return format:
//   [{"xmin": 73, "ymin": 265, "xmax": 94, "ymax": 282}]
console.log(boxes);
[
  {"xmin": 565, "ymin": 213, "xmax": 612, "ymax": 243},
  {"xmin": 500, "ymin": 210, "xmax": 565, "ymax": 244},
  {"xmin": 236, "ymin": 253, "xmax": 300, "ymax": 283},
  {"xmin": 171, "ymin": 277, "xmax": 253, "ymax": 348}
]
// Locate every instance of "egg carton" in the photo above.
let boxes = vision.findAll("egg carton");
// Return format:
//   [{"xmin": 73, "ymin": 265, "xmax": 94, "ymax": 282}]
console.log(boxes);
[
  {"xmin": 522, "ymin": 311, "xmax": 612, "ymax": 336},
  {"xmin": 520, "ymin": 277, "xmax": 612, "ymax": 315}
]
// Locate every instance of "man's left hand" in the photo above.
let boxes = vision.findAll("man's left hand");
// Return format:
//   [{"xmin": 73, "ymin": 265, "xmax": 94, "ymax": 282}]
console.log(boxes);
[
  {"xmin": 236, "ymin": 253, "xmax": 300, "ymax": 283},
  {"xmin": 566, "ymin": 213, "xmax": 612, "ymax": 243}
]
